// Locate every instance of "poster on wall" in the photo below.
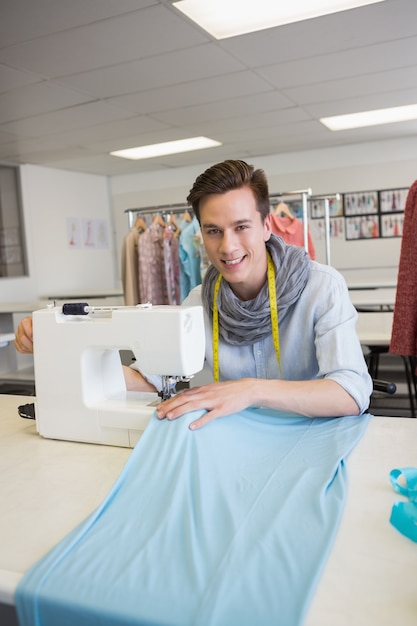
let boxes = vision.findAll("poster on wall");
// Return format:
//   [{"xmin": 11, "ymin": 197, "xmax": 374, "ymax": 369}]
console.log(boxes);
[
  {"xmin": 309, "ymin": 196, "xmax": 343, "ymax": 219},
  {"xmin": 380, "ymin": 212, "xmax": 404, "ymax": 238},
  {"xmin": 343, "ymin": 191, "xmax": 378, "ymax": 216},
  {"xmin": 309, "ymin": 217, "xmax": 345, "ymax": 241},
  {"xmin": 379, "ymin": 188, "xmax": 408, "ymax": 213},
  {"xmin": 67, "ymin": 217, "xmax": 83, "ymax": 249},
  {"xmin": 67, "ymin": 218, "xmax": 110, "ymax": 249},
  {"xmin": 345, "ymin": 214, "xmax": 380, "ymax": 240}
]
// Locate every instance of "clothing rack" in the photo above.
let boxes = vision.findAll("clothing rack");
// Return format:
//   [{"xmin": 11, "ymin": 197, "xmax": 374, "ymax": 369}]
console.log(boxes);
[
  {"xmin": 125, "ymin": 204, "xmax": 191, "ymax": 229},
  {"xmin": 125, "ymin": 188, "xmax": 316, "ymax": 255},
  {"xmin": 270, "ymin": 188, "xmax": 312, "ymax": 253},
  {"xmin": 309, "ymin": 193, "xmax": 341, "ymax": 266}
]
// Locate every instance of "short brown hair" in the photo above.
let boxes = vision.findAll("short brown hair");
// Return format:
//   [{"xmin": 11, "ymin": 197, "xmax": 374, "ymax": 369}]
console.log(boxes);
[{"xmin": 187, "ymin": 160, "xmax": 270, "ymax": 222}]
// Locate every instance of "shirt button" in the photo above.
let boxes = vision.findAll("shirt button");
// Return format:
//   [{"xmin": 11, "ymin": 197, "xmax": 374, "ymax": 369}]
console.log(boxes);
[{"xmin": 257, "ymin": 350, "xmax": 262, "ymax": 355}]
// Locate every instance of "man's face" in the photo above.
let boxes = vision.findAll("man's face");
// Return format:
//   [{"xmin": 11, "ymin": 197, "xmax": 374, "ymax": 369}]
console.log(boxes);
[{"xmin": 199, "ymin": 186, "xmax": 272, "ymax": 301}]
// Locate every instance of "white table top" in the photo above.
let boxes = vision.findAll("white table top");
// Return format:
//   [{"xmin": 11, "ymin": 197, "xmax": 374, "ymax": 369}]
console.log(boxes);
[
  {"xmin": 0, "ymin": 395, "xmax": 131, "ymax": 605},
  {"xmin": 1, "ymin": 395, "xmax": 416, "ymax": 625},
  {"xmin": 349, "ymin": 287, "xmax": 396, "ymax": 309},
  {"xmin": 0, "ymin": 333, "xmax": 15, "ymax": 346},
  {"xmin": 355, "ymin": 310, "xmax": 393, "ymax": 347}
]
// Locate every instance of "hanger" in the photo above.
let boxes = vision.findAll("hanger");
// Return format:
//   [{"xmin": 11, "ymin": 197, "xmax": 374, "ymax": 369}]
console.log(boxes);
[
  {"xmin": 168, "ymin": 213, "xmax": 178, "ymax": 229},
  {"xmin": 274, "ymin": 201, "xmax": 295, "ymax": 220},
  {"xmin": 181, "ymin": 209, "xmax": 193, "ymax": 223},
  {"xmin": 134, "ymin": 217, "xmax": 147, "ymax": 232},
  {"xmin": 167, "ymin": 213, "xmax": 180, "ymax": 238},
  {"xmin": 152, "ymin": 213, "xmax": 166, "ymax": 228}
]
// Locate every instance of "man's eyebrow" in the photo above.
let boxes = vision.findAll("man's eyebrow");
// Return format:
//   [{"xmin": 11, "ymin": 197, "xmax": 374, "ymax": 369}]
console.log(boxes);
[{"xmin": 202, "ymin": 218, "xmax": 253, "ymax": 229}]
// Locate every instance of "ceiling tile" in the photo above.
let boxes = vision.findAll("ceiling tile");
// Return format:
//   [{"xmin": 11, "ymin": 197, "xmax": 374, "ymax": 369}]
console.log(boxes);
[
  {"xmin": 304, "ymin": 86, "xmax": 417, "ymax": 117},
  {"xmin": 57, "ymin": 43, "xmax": 246, "ymax": 99},
  {"xmin": 106, "ymin": 71, "xmax": 275, "ymax": 114},
  {"xmin": 0, "ymin": 0, "xmax": 158, "ymax": 47},
  {"xmin": 0, "ymin": 81, "xmax": 94, "ymax": 124},
  {"xmin": 0, "ymin": 101, "xmax": 134, "ymax": 137},
  {"xmin": 0, "ymin": 5, "xmax": 208, "ymax": 78},
  {"xmin": 257, "ymin": 36, "xmax": 417, "ymax": 90}
]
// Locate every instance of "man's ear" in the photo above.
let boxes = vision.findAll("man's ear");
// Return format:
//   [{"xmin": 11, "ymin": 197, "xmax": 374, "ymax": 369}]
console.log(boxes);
[{"xmin": 264, "ymin": 213, "xmax": 272, "ymax": 241}]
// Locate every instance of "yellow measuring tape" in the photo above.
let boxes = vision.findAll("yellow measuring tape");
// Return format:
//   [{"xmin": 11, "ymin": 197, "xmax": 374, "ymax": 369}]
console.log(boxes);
[{"xmin": 212, "ymin": 252, "xmax": 282, "ymax": 382}]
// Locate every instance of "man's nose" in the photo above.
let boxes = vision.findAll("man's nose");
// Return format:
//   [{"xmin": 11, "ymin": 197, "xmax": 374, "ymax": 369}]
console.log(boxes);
[{"xmin": 218, "ymin": 230, "xmax": 237, "ymax": 253}]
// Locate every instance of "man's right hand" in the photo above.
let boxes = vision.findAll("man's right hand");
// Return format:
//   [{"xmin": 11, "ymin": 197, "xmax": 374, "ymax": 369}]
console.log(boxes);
[{"xmin": 14, "ymin": 316, "xmax": 34, "ymax": 354}]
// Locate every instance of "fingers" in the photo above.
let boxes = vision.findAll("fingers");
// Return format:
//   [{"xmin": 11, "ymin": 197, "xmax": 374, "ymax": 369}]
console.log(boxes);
[
  {"xmin": 155, "ymin": 379, "xmax": 254, "ymax": 429},
  {"xmin": 156, "ymin": 388, "xmax": 201, "ymax": 421},
  {"xmin": 189, "ymin": 410, "xmax": 221, "ymax": 430},
  {"xmin": 14, "ymin": 334, "xmax": 33, "ymax": 354},
  {"xmin": 14, "ymin": 317, "xmax": 34, "ymax": 354},
  {"xmin": 155, "ymin": 383, "xmax": 241, "ymax": 430}
]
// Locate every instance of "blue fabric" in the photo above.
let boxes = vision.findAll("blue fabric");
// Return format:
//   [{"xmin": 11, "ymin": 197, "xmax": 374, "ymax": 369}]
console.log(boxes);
[
  {"xmin": 179, "ymin": 217, "xmax": 201, "ymax": 302},
  {"xmin": 16, "ymin": 409, "xmax": 370, "ymax": 626},
  {"xmin": 389, "ymin": 467, "xmax": 417, "ymax": 542}
]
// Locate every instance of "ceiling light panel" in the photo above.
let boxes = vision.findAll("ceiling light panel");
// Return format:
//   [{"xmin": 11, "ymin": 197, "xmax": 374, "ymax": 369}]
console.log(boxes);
[
  {"xmin": 320, "ymin": 104, "xmax": 417, "ymax": 130},
  {"xmin": 110, "ymin": 136, "xmax": 221, "ymax": 160},
  {"xmin": 172, "ymin": 0, "xmax": 386, "ymax": 39}
]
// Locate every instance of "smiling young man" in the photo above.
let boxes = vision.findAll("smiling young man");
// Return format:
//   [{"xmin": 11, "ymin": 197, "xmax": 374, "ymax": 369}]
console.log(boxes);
[{"xmin": 16, "ymin": 160, "xmax": 372, "ymax": 430}]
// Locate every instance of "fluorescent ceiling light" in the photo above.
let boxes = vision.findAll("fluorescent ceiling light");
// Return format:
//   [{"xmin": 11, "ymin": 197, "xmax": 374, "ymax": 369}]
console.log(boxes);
[
  {"xmin": 172, "ymin": 0, "xmax": 386, "ymax": 39},
  {"xmin": 320, "ymin": 104, "xmax": 417, "ymax": 131},
  {"xmin": 110, "ymin": 136, "xmax": 221, "ymax": 160}
]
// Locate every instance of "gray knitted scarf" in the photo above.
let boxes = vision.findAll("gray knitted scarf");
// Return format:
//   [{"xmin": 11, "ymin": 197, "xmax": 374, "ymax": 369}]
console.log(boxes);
[{"xmin": 201, "ymin": 234, "xmax": 310, "ymax": 346}]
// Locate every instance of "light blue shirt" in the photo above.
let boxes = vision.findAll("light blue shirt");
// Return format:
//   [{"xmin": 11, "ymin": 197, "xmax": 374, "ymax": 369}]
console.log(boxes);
[{"xmin": 182, "ymin": 261, "xmax": 372, "ymax": 414}]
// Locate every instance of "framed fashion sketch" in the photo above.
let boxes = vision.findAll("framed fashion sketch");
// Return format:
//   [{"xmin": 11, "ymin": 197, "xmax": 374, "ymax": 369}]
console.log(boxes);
[
  {"xmin": 309, "ymin": 196, "xmax": 343, "ymax": 219},
  {"xmin": 343, "ymin": 191, "xmax": 378, "ymax": 216},
  {"xmin": 345, "ymin": 214, "xmax": 380, "ymax": 240},
  {"xmin": 379, "ymin": 188, "xmax": 409, "ymax": 213},
  {"xmin": 380, "ymin": 212, "xmax": 404, "ymax": 238}
]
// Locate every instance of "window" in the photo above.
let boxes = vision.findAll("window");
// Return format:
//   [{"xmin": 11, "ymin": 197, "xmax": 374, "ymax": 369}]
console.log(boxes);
[{"xmin": 0, "ymin": 165, "xmax": 27, "ymax": 277}]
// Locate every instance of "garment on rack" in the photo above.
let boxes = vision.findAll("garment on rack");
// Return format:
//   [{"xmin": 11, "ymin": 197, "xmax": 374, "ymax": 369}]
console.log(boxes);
[
  {"xmin": 194, "ymin": 227, "xmax": 210, "ymax": 279},
  {"xmin": 164, "ymin": 225, "xmax": 180, "ymax": 305},
  {"xmin": 269, "ymin": 214, "xmax": 316, "ymax": 259},
  {"xmin": 389, "ymin": 180, "xmax": 417, "ymax": 369},
  {"xmin": 179, "ymin": 216, "xmax": 202, "ymax": 302},
  {"xmin": 15, "ymin": 409, "xmax": 370, "ymax": 626},
  {"xmin": 137, "ymin": 221, "xmax": 168, "ymax": 305},
  {"xmin": 121, "ymin": 227, "xmax": 141, "ymax": 305}
]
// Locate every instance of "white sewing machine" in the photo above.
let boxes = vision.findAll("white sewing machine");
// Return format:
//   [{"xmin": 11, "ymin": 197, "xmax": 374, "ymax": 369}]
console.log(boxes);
[{"xmin": 32, "ymin": 303, "xmax": 205, "ymax": 447}]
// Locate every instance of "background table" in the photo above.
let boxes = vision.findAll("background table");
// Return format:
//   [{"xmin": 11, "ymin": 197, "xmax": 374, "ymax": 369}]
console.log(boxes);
[{"xmin": 349, "ymin": 287, "xmax": 396, "ymax": 311}]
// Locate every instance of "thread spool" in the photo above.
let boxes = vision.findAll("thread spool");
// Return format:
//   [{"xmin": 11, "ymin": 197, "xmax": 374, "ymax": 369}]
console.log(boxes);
[{"xmin": 62, "ymin": 302, "xmax": 89, "ymax": 316}]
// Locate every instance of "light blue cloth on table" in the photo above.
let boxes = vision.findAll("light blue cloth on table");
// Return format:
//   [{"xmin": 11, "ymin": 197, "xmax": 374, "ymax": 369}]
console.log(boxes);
[{"xmin": 16, "ymin": 409, "xmax": 370, "ymax": 626}]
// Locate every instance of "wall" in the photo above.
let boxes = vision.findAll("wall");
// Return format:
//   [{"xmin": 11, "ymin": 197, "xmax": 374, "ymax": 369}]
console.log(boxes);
[
  {"xmin": 111, "ymin": 136, "xmax": 417, "ymax": 286},
  {"xmin": 0, "ymin": 164, "xmax": 118, "ymax": 304}
]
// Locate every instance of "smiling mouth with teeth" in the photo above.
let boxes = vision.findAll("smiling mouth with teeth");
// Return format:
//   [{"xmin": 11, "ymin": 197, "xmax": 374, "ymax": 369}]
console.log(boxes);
[{"xmin": 224, "ymin": 256, "xmax": 244, "ymax": 266}]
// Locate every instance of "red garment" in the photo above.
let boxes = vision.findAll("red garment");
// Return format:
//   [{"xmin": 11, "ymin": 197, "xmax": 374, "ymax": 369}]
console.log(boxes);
[
  {"xmin": 389, "ymin": 181, "xmax": 417, "ymax": 366},
  {"xmin": 269, "ymin": 215, "xmax": 316, "ymax": 260}
]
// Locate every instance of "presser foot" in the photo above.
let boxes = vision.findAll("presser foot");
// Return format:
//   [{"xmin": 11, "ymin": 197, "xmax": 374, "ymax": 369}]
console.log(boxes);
[{"xmin": 158, "ymin": 376, "xmax": 192, "ymax": 401}]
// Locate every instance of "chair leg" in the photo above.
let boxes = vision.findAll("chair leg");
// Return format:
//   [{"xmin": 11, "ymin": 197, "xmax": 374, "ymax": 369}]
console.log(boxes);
[
  {"xmin": 402, "ymin": 356, "xmax": 417, "ymax": 416},
  {"xmin": 409, "ymin": 356, "xmax": 417, "ymax": 414}
]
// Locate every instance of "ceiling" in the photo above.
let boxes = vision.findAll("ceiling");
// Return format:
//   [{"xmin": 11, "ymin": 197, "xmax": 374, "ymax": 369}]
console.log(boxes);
[{"xmin": 1, "ymin": 0, "xmax": 417, "ymax": 177}]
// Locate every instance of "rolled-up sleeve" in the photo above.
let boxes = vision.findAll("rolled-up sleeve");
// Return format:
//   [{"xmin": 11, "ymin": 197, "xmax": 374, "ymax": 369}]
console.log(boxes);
[{"xmin": 308, "ymin": 265, "xmax": 373, "ymax": 413}]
